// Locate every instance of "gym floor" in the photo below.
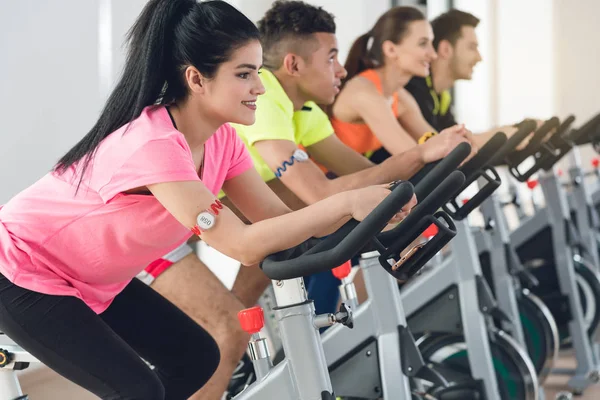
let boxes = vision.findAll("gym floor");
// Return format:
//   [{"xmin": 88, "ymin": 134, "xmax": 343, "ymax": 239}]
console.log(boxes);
[
  {"xmin": 544, "ymin": 351, "xmax": 600, "ymax": 399},
  {"xmin": 17, "ymin": 351, "xmax": 600, "ymax": 399}
]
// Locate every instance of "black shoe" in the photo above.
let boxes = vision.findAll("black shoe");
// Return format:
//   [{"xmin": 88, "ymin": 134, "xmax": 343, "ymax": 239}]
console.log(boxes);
[{"xmin": 226, "ymin": 353, "xmax": 256, "ymax": 399}]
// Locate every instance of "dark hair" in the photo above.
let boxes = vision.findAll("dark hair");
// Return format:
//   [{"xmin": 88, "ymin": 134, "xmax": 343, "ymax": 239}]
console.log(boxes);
[
  {"xmin": 258, "ymin": 0, "xmax": 336, "ymax": 70},
  {"xmin": 431, "ymin": 9, "xmax": 480, "ymax": 51},
  {"xmin": 344, "ymin": 7, "xmax": 425, "ymax": 83},
  {"xmin": 55, "ymin": 0, "xmax": 259, "ymax": 188}
]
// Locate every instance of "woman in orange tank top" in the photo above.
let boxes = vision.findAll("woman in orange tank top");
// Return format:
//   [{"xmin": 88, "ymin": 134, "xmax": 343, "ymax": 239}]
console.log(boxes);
[{"xmin": 330, "ymin": 7, "xmax": 468, "ymax": 163}]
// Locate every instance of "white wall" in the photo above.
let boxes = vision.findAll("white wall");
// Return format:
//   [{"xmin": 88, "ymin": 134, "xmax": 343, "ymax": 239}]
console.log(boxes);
[
  {"xmin": 108, "ymin": 1, "xmax": 150, "ymax": 90},
  {"xmin": 553, "ymin": 0, "xmax": 600, "ymax": 124},
  {"xmin": 450, "ymin": 0, "xmax": 555, "ymax": 132},
  {"xmin": 495, "ymin": 0, "xmax": 555, "ymax": 125},
  {"xmin": 552, "ymin": 0, "xmax": 600, "ymax": 170},
  {"xmin": 451, "ymin": 0, "xmax": 599, "ymax": 171},
  {"xmin": 0, "ymin": 1, "xmax": 102, "ymax": 204},
  {"xmin": 317, "ymin": 0, "xmax": 391, "ymax": 64},
  {"xmin": 436, "ymin": 0, "xmax": 599, "ymax": 133},
  {"xmin": 451, "ymin": 0, "xmax": 495, "ymax": 133},
  {"xmin": 426, "ymin": 0, "xmax": 451, "ymax": 20}
]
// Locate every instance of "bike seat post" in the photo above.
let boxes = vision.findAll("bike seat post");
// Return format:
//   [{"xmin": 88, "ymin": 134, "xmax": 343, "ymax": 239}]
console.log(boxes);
[
  {"xmin": 333, "ymin": 261, "xmax": 358, "ymax": 310},
  {"xmin": 238, "ymin": 307, "xmax": 273, "ymax": 381}
]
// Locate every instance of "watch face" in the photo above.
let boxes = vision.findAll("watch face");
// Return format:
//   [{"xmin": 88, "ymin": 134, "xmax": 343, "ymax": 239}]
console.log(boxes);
[
  {"xmin": 293, "ymin": 149, "xmax": 309, "ymax": 162},
  {"xmin": 197, "ymin": 211, "xmax": 215, "ymax": 230}
]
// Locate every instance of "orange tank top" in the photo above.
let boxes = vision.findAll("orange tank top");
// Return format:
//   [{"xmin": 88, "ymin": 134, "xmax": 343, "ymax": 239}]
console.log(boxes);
[{"xmin": 332, "ymin": 69, "xmax": 400, "ymax": 157}]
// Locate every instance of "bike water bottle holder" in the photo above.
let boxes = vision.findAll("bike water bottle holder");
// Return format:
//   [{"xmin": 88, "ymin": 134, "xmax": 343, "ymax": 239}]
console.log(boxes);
[
  {"xmin": 377, "ymin": 211, "xmax": 456, "ymax": 282},
  {"xmin": 444, "ymin": 165, "xmax": 502, "ymax": 220}
]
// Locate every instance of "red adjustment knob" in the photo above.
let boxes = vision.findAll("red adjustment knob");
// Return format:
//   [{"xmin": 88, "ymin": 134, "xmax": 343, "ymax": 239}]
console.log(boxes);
[
  {"xmin": 526, "ymin": 180, "xmax": 538, "ymax": 190},
  {"xmin": 593, "ymin": 158, "xmax": 599, "ymax": 168},
  {"xmin": 557, "ymin": 169, "xmax": 563, "ymax": 177},
  {"xmin": 423, "ymin": 223, "xmax": 439, "ymax": 239},
  {"xmin": 238, "ymin": 306, "xmax": 264, "ymax": 334},
  {"xmin": 332, "ymin": 260, "xmax": 352, "ymax": 280},
  {"xmin": 462, "ymin": 198, "xmax": 470, "ymax": 205}
]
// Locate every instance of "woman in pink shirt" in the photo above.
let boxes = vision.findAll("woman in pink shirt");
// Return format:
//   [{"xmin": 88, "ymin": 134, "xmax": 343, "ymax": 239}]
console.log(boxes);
[{"xmin": 0, "ymin": 0, "xmax": 405, "ymax": 399}]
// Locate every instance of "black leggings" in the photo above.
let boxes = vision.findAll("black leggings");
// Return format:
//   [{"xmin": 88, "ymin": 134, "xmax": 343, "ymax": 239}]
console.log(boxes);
[{"xmin": 0, "ymin": 274, "xmax": 220, "ymax": 400}]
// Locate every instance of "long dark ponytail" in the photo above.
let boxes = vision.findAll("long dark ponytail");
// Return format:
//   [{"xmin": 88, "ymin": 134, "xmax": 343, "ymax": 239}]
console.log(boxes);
[
  {"xmin": 343, "ymin": 7, "xmax": 425, "ymax": 85},
  {"xmin": 55, "ymin": 0, "xmax": 259, "ymax": 187}
]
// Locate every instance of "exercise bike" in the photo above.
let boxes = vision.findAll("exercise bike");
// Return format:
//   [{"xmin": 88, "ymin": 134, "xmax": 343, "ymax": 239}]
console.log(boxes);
[
  {"xmin": 400, "ymin": 132, "xmax": 539, "ymax": 400},
  {"xmin": 323, "ymin": 143, "xmax": 491, "ymax": 399},
  {"xmin": 466, "ymin": 120, "xmax": 558, "ymax": 388},
  {"xmin": 234, "ymin": 146, "xmax": 470, "ymax": 399},
  {"xmin": 0, "ymin": 332, "xmax": 37, "ymax": 400},
  {"xmin": 505, "ymin": 116, "xmax": 600, "ymax": 395}
]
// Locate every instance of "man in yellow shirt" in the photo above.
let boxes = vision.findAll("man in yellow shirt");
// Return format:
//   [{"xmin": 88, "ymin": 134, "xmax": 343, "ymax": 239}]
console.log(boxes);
[{"xmin": 146, "ymin": 2, "xmax": 476, "ymax": 399}]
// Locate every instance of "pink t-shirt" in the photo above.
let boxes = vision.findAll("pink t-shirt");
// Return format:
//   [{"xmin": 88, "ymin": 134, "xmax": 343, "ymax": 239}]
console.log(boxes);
[{"xmin": 0, "ymin": 105, "xmax": 253, "ymax": 313}]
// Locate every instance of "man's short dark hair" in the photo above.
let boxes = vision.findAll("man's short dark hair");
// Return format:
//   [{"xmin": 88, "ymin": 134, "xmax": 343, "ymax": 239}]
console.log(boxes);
[
  {"xmin": 258, "ymin": 1, "xmax": 336, "ymax": 70},
  {"xmin": 431, "ymin": 9, "xmax": 480, "ymax": 51}
]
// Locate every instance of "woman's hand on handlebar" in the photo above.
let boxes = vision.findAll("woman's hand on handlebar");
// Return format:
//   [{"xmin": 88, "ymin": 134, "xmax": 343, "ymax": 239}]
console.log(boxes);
[
  {"xmin": 419, "ymin": 124, "xmax": 475, "ymax": 163},
  {"xmin": 349, "ymin": 185, "xmax": 417, "ymax": 224}
]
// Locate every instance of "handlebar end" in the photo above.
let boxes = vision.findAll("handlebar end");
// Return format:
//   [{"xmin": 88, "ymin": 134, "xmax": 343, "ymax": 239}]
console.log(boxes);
[
  {"xmin": 332, "ymin": 261, "xmax": 352, "ymax": 280},
  {"xmin": 238, "ymin": 306, "xmax": 265, "ymax": 335}
]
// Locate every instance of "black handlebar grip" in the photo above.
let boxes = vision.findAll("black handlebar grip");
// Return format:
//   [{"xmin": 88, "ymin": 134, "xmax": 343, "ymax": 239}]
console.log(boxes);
[
  {"xmin": 458, "ymin": 132, "xmax": 507, "ymax": 181},
  {"xmin": 260, "ymin": 182, "xmax": 415, "ymax": 280},
  {"xmin": 507, "ymin": 117, "xmax": 566, "ymax": 182},
  {"xmin": 409, "ymin": 142, "xmax": 471, "ymax": 200},
  {"xmin": 443, "ymin": 166, "xmax": 502, "ymax": 220},
  {"xmin": 380, "ymin": 148, "xmax": 473, "ymax": 243},
  {"xmin": 380, "ymin": 211, "xmax": 456, "ymax": 282},
  {"xmin": 488, "ymin": 119, "xmax": 537, "ymax": 166},
  {"xmin": 532, "ymin": 117, "xmax": 561, "ymax": 145},
  {"xmin": 570, "ymin": 112, "xmax": 600, "ymax": 145},
  {"xmin": 260, "ymin": 141, "xmax": 474, "ymax": 280},
  {"xmin": 537, "ymin": 115, "xmax": 577, "ymax": 171},
  {"xmin": 378, "ymin": 171, "xmax": 465, "ymax": 280},
  {"xmin": 551, "ymin": 115, "xmax": 576, "ymax": 146},
  {"xmin": 379, "ymin": 170, "xmax": 466, "ymax": 246},
  {"xmin": 510, "ymin": 115, "xmax": 576, "ymax": 176},
  {"xmin": 506, "ymin": 117, "xmax": 560, "ymax": 166},
  {"xmin": 437, "ymin": 132, "xmax": 506, "ymax": 220}
]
